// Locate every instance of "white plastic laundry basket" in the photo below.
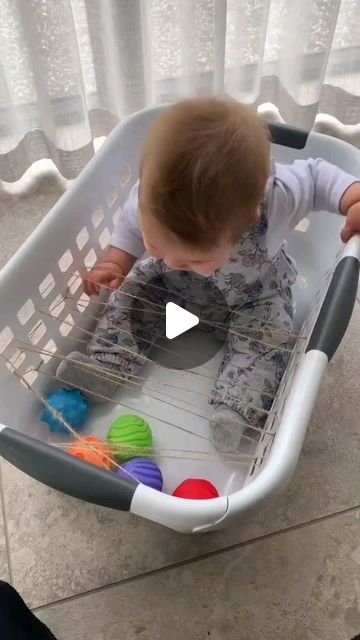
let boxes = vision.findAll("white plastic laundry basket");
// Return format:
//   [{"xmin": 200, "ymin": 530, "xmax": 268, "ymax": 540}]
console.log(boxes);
[{"xmin": 0, "ymin": 105, "xmax": 359, "ymax": 534}]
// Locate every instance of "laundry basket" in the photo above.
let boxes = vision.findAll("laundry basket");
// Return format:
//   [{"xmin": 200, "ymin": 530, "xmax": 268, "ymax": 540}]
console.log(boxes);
[{"xmin": 0, "ymin": 105, "xmax": 359, "ymax": 534}]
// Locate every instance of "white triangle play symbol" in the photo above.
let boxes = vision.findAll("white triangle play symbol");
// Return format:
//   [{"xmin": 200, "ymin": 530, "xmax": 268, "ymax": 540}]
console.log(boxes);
[{"xmin": 165, "ymin": 302, "xmax": 199, "ymax": 340}]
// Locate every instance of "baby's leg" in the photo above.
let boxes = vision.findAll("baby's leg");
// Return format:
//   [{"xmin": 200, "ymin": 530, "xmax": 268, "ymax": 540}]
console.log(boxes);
[
  {"xmin": 57, "ymin": 259, "xmax": 165, "ymax": 402},
  {"xmin": 209, "ymin": 293, "xmax": 294, "ymax": 451}
]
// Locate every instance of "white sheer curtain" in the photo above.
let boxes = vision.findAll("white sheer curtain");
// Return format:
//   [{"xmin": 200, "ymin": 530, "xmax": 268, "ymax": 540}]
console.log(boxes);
[{"xmin": 0, "ymin": 0, "xmax": 359, "ymax": 181}]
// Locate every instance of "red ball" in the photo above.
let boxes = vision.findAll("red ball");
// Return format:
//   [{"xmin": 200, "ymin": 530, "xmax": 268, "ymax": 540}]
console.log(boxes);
[{"xmin": 172, "ymin": 479, "xmax": 219, "ymax": 500}]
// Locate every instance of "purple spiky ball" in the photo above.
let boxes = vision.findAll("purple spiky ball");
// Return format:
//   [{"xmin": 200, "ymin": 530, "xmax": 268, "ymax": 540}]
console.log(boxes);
[{"xmin": 117, "ymin": 457, "xmax": 163, "ymax": 491}]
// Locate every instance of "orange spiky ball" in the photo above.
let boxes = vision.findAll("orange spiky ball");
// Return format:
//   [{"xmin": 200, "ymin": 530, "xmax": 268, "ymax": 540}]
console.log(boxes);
[{"xmin": 68, "ymin": 436, "xmax": 112, "ymax": 470}]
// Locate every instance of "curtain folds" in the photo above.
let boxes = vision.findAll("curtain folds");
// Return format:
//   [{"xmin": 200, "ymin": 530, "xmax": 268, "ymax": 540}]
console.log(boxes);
[{"xmin": 0, "ymin": 0, "xmax": 359, "ymax": 181}]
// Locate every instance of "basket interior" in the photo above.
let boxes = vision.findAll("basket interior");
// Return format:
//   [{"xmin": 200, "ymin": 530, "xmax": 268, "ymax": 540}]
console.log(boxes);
[{"xmin": 0, "ymin": 110, "xmax": 347, "ymax": 497}]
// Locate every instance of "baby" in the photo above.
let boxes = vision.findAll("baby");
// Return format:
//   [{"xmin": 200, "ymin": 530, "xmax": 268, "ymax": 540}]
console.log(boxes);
[{"xmin": 57, "ymin": 98, "xmax": 360, "ymax": 451}]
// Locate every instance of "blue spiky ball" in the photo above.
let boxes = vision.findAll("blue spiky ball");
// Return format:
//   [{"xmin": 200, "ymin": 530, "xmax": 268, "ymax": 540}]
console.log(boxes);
[{"xmin": 41, "ymin": 388, "xmax": 89, "ymax": 433}]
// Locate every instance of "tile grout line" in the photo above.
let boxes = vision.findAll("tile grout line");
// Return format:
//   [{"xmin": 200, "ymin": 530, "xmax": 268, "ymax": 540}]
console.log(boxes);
[
  {"xmin": 0, "ymin": 459, "xmax": 14, "ymax": 585},
  {"xmin": 33, "ymin": 500, "xmax": 360, "ymax": 613}
]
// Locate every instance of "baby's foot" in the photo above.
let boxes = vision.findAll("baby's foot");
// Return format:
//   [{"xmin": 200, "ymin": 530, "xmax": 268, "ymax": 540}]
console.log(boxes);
[
  {"xmin": 56, "ymin": 351, "xmax": 120, "ymax": 403},
  {"xmin": 210, "ymin": 406, "xmax": 246, "ymax": 452}
]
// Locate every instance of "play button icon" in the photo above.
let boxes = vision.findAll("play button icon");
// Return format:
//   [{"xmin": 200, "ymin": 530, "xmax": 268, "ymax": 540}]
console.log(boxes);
[
  {"xmin": 165, "ymin": 302, "xmax": 199, "ymax": 339},
  {"xmin": 129, "ymin": 269, "xmax": 229, "ymax": 369}
]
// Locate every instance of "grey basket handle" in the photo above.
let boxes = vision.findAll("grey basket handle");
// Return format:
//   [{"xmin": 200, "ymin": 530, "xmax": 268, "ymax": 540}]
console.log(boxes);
[
  {"xmin": 306, "ymin": 251, "xmax": 360, "ymax": 361},
  {"xmin": 268, "ymin": 122, "xmax": 309, "ymax": 149},
  {"xmin": 0, "ymin": 427, "xmax": 137, "ymax": 510}
]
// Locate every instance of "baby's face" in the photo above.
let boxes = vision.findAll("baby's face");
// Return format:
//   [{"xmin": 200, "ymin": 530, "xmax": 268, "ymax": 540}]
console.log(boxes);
[{"xmin": 141, "ymin": 210, "xmax": 242, "ymax": 276}]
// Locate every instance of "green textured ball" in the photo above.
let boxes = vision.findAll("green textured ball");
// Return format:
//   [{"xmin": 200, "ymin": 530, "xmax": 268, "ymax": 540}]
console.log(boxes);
[{"xmin": 107, "ymin": 414, "xmax": 153, "ymax": 462}]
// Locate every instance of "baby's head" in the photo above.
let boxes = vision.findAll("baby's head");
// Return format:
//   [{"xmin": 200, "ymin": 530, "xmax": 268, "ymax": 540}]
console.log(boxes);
[{"xmin": 139, "ymin": 98, "xmax": 270, "ymax": 275}]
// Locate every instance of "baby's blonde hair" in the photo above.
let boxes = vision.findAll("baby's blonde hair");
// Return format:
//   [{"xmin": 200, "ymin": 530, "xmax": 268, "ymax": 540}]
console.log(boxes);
[{"xmin": 140, "ymin": 97, "xmax": 270, "ymax": 248}]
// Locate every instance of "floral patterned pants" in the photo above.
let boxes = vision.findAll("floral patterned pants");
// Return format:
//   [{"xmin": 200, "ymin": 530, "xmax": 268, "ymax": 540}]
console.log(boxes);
[{"xmin": 87, "ymin": 245, "xmax": 295, "ymax": 429}]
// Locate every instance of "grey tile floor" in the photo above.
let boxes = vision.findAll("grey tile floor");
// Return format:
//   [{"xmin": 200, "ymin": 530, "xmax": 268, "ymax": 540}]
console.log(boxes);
[{"xmin": 0, "ymin": 172, "xmax": 359, "ymax": 639}]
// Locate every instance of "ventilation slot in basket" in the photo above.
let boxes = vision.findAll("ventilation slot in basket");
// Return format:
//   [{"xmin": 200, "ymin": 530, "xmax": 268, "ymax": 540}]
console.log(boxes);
[
  {"xmin": 249, "ymin": 458, "xmax": 259, "ymax": 477},
  {"xmin": 67, "ymin": 272, "xmax": 81, "ymax": 295},
  {"xmin": 49, "ymin": 295, "xmax": 65, "ymax": 318},
  {"xmin": 60, "ymin": 314, "xmax": 74, "ymax": 337},
  {"xmin": 295, "ymin": 219, "xmax": 310, "ymax": 233},
  {"xmin": 84, "ymin": 248, "xmax": 97, "ymax": 269},
  {"xmin": 0, "ymin": 327, "xmax": 14, "ymax": 356},
  {"xmin": 76, "ymin": 226, "xmax": 89, "ymax": 250},
  {"xmin": 106, "ymin": 188, "xmax": 118, "ymax": 209},
  {"xmin": 21, "ymin": 369, "xmax": 38, "ymax": 388},
  {"xmin": 41, "ymin": 339, "xmax": 57, "ymax": 363},
  {"xmin": 28, "ymin": 320, "xmax": 47, "ymax": 345},
  {"xmin": 120, "ymin": 164, "xmax": 131, "ymax": 189},
  {"xmin": 259, "ymin": 445, "xmax": 268, "ymax": 467},
  {"xmin": 39, "ymin": 273, "xmax": 56, "ymax": 298},
  {"xmin": 58, "ymin": 250, "xmax": 74, "ymax": 273},
  {"xmin": 92, "ymin": 207, "xmax": 104, "ymax": 229},
  {"xmin": 6, "ymin": 349, "xmax": 26, "ymax": 373},
  {"xmin": 76, "ymin": 292, "xmax": 90, "ymax": 313},
  {"xmin": 99, "ymin": 227, "xmax": 111, "ymax": 250},
  {"xmin": 17, "ymin": 299, "xmax": 35, "ymax": 326}
]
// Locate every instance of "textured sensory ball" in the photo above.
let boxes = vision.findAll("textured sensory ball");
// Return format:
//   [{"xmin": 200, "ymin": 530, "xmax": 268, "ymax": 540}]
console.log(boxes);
[
  {"xmin": 172, "ymin": 479, "xmax": 219, "ymax": 500},
  {"xmin": 68, "ymin": 436, "xmax": 112, "ymax": 470},
  {"xmin": 41, "ymin": 389, "xmax": 89, "ymax": 433},
  {"xmin": 107, "ymin": 414, "xmax": 153, "ymax": 461},
  {"xmin": 117, "ymin": 457, "xmax": 163, "ymax": 491}
]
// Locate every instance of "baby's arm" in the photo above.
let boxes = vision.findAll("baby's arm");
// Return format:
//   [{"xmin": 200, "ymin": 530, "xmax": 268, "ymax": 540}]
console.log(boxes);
[
  {"xmin": 267, "ymin": 158, "xmax": 360, "ymax": 254},
  {"xmin": 84, "ymin": 181, "xmax": 144, "ymax": 296},
  {"xmin": 274, "ymin": 158, "xmax": 358, "ymax": 216}
]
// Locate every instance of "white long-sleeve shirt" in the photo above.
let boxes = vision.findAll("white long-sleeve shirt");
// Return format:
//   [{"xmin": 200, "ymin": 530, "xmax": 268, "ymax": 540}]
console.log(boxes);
[{"xmin": 110, "ymin": 159, "xmax": 358, "ymax": 259}]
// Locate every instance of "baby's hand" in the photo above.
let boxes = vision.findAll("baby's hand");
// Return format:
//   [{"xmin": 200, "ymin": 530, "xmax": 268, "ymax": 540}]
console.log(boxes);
[
  {"xmin": 341, "ymin": 201, "xmax": 360, "ymax": 243},
  {"xmin": 340, "ymin": 183, "xmax": 360, "ymax": 243},
  {"xmin": 84, "ymin": 262, "xmax": 125, "ymax": 296}
]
